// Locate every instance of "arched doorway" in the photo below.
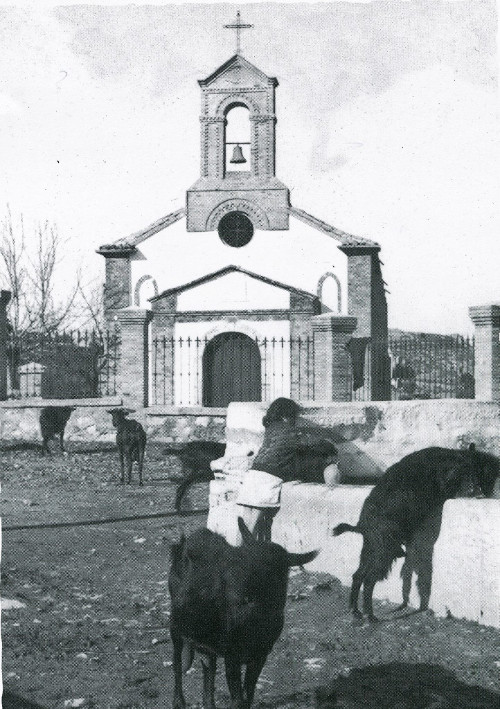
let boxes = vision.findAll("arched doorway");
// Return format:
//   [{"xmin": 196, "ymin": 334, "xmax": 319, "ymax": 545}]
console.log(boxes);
[{"xmin": 202, "ymin": 332, "xmax": 261, "ymax": 407}]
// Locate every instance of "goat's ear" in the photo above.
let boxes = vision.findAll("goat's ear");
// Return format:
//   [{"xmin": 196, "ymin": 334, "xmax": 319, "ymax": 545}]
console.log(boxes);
[
  {"xmin": 237, "ymin": 517, "xmax": 256, "ymax": 545},
  {"xmin": 468, "ymin": 442, "xmax": 476, "ymax": 453},
  {"xmin": 287, "ymin": 549, "xmax": 318, "ymax": 568}
]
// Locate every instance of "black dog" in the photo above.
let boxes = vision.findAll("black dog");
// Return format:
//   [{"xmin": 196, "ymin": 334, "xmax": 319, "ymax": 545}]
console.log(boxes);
[
  {"xmin": 107, "ymin": 408, "xmax": 147, "ymax": 485},
  {"xmin": 169, "ymin": 517, "xmax": 317, "ymax": 709},
  {"xmin": 332, "ymin": 444, "xmax": 495, "ymax": 622},
  {"xmin": 164, "ymin": 441, "xmax": 226, "ymax": 511},
  {"xmin": 40, "ymin": 406, "xmax": 76, "ymax": 454}
]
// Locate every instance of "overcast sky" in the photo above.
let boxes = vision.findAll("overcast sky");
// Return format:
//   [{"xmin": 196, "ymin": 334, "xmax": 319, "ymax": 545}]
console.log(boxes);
[{"xmin": 0, "ymin": 1, "xmax": 498, "ymax": 333}]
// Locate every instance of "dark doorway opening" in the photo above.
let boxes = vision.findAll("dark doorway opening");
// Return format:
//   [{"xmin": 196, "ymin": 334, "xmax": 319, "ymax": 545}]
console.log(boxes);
[{"xmin": 202, "ymin": 332, "xmax": 261, "ymax": 407}]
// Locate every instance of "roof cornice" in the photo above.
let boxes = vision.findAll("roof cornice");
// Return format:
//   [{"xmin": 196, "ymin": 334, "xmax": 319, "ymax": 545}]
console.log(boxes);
[
  {"xmin": 152, "ymin": 264, "xmax": 317, "ymax": 302},
  {"xmin": 96, "ymin": 208, "xmax": 185, "ymax": 255},
  {"xmin": 289, "ymin": 205, "xmax": 379, "ymax": 249}
]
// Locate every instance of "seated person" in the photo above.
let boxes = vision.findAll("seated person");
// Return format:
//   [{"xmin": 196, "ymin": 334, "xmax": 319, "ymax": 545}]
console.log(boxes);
[{"xmin": 236, "ymin": 397, "xmax": 339, "ymax": 542}]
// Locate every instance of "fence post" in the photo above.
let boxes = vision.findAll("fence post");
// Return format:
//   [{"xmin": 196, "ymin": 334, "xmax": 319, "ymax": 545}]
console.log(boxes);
[
  {"xmin": 114, "ymin": 308, "xmax": 153, "ymax": 408},
  {"xmin": 469, "ymin": 304, "xmax": 500, "ymax": 402},
  {"xmin": 312, "ymin": 313, "xmax": 357, "ymax": 401},
  {"xmin": 0, "ymin": 290, "xmax": 11, "ymax": 401}
]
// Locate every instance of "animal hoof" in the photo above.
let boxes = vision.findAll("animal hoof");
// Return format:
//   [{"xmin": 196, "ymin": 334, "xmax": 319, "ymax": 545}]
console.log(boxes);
[
  {"xmin": 393, "ymin": 603, "xmax": 408, "ymax": 613},
  {"xmin": 367, "ymin": 615, "xmax": 380, "ymax": 624}
]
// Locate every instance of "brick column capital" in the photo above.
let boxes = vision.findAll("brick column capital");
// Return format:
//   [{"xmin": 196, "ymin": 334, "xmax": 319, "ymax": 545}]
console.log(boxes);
[
  {"xmin": 469, "ymin": 304, "xmax": 500, "ymax": 327},
  {"xmin": 312, "ymin": 314, "xmax": 357, "ymax": 334},
  {"xmin": 115, "ymin": 308, "xmax": 153, "ymax": 325},
  {"xmin": 469, "ymin": 303, "xmax": 500, "ymax": 402}
]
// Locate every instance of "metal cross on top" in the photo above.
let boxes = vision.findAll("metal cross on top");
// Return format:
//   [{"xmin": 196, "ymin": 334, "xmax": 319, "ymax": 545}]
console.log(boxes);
[{"xmin": 224, "ymin": 10, "xmax": 253, "ymax": 55}]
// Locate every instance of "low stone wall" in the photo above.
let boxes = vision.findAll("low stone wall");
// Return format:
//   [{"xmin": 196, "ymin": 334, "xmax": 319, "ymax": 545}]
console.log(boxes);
[
  {"xmin": 0, "ymin": 400, "xmax": 226, "ymax": 445},
  {"xmin": 207, "ymin": 481, "xmax": 500, "ymax": 628},
  {"xmin": 207, "ymin": 399, "xmax": 500, "ymax": 628},
  {"xmin": 223, "ymin": 399, "xmax": 500, "ymax": 480}
]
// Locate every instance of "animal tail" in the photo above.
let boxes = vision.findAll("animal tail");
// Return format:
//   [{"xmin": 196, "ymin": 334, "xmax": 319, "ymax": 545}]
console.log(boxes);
[
  {"xmin": 175, "ymin": 473, "xmax": 213, "ymax": 512},
  {"xmin": 331, "ymin": 522, "xmax": 360, "ymax": 537}
]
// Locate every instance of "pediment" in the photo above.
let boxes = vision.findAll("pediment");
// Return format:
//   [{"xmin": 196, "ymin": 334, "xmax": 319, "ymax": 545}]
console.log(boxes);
[{"xmin": 199, "ymin": 55, "xmax": 277, "ymax": 90}]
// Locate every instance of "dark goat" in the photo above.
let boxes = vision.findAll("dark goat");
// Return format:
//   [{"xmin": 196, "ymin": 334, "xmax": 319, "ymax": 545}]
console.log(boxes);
[
  {"xmin": 107, "ymin": 408, "xmax": 147, "ymax": 485},
  {"xmin": 164, "ymin": 441, "xmax": 226, "ymax": 511},
  {"xmin": 40, "ymin": 406, "xmax": 75, "ymax": 454},
  {"xmin": 332, "ymin": 445, "xmax": 491, "ymax": 623},
  {"xmin": 169, "ymin": 517, "xmax": 317, "ymax": 709}
]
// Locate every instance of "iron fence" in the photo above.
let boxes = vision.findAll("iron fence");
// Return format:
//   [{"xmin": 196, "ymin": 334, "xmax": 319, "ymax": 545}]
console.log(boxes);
[
  {"xmin": 151, "ymin": 334, "xmax": 315, "ymax": 406},
  {"xmin": 352, "ymin": 333, "xmax": 475, "ymax": 401},
  {"xmin": 7, "ymin": 327, "xmax": 120, "ymax": 399},
  {"xmin": 5, "ymin": 325, "xmax": 475, "ymax": 404}
]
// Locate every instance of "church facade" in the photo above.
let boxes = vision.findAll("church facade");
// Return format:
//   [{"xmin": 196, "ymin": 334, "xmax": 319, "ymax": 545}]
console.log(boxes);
[{"xmin": 98, "ymin": 43, "xmax": 389, "ymax": 407}]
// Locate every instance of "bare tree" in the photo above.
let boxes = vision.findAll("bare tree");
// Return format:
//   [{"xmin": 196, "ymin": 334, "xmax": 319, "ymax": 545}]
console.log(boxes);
[
  {"xmin": 0, "ymin": 206, "xmax": 27, "ymax": 334},
  {"xmin": 0, "ymin": 207, "xmax": 84, "ymax": 335}
]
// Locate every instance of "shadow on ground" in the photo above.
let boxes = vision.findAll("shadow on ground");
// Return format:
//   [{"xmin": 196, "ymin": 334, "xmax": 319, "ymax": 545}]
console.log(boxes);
[
  {"xmin": 311, "ymin": 662, "xmax": 500, "ymax": 709},
  {"xmin": 2, "ymin": 691, "xmax": 48, "ymax": 709}
]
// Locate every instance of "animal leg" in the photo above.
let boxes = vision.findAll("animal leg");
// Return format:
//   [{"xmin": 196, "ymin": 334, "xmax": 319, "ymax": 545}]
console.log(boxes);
[
  {"xmin": 119, "ymin": 448, "xmax": 125, "ymax": 483},
  {"xmin": 349, "ymin": 566, "xmax": 365, "ymax": 621},
  {"xmin": 126, "ymin": 449, "xmax": 133, "ymax": 484},
  {"xmin": 59, "ymin": 431, "xmax": 65, "ymax": 452},
  {"xmin": 200, "ymin": 652, "xmax": 217, "ymax": 709},
  {"xmin": 41, "ymin": 437, "xmax": 50, "ymax": 456},
  {"xmin": 394, "ymin": 557, "xmax": 412, "ymax": 612},
  {"xmin": 243, "ymin": 653, "xmax": 268, "ymax": 708},
  {"xmin": 175, "ymin": 475, "xmax": 197, "ymax": 512},
  {"xmin": 171, "ymin": 629, "xmax": 186, "ymax": 709},
  {"xmin": 224, "ymin": 656, "xmax": 245, "ymax": 709},
  {"xmin": 362, "ymin": 577, "xmax": 379, "ymax": 623},
  {"xmin": 137, "ymin": 445, "xmax": 145, "ymax": 486}
]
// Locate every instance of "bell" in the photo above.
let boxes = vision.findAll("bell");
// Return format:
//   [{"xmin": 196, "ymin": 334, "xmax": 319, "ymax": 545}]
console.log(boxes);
[{"xmin": 230, "ymin": 144, "xmax": 246, "ymax": 164}]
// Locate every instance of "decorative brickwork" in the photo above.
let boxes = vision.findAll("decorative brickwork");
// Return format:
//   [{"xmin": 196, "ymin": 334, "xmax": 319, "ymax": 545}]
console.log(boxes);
[
  {"xmin": 103, "ymin": 257, "xmax": 131, "ymax": 319},
  {"xmin": 114, "ymin": 309, "xmax": 153, "ymax": 408},
  {"xmin": 312, "ymin": 314, "xmax": 357, "ymax": 401},
  {"xmin": 187, "ymin": 54, "xmax": 289, "ymax": 232}
]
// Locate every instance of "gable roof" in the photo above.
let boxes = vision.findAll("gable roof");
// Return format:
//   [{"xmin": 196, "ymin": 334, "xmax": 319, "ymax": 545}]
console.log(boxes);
[
  {"xmin": 290, "ymin": 206, "xmax": 380, "ymax": 248},
  {"xmin": 198, "ymin": 54, "xmax": 278, "ymax": 87},
  {"xmin": 151, "ymin": 265, "xmax": 317, "ymax": 302},
  {"xmin": 96, "ymin": 208, "xmax": 185, "ymax": 254},
  {"xmin": 96, "ymin": 204, "xmax": 379, "ymax": 255}
]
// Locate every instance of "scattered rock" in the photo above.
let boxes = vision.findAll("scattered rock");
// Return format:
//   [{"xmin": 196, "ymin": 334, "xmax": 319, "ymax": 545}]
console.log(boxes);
[
  {"xmin": 304, "ymin": 657, "xmax": 326, "ymax": 671},
  {"xmin": 64, "ymin": 699, "xmax": 86, "ymax": 708},
  {"xmin": 1, "ymin": 598, "xmax": 26, "ymax": 610}
]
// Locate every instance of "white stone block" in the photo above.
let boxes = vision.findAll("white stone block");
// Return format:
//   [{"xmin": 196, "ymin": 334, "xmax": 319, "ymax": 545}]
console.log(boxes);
[
  {"xmin": 431, "ymin": 499, "xmax": 500, "ymax": 627},
  {"xmin": 208, "ymin": 480, "xmax": 500, "ymax": 627}
]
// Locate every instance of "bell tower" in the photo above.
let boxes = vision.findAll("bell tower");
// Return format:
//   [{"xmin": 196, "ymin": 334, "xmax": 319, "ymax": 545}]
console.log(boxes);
[{"xmin": 186, "ymin": 12, "xmax": 290, "ymax": 234}]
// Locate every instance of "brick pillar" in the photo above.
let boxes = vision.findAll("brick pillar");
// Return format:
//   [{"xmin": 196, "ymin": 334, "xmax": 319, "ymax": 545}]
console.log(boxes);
[
  {"xmin": 469, "ymin": 304, "xmax": 500, "ymax": 402},
  {"xmin": 312, "ymin": 314, "xmax": 357, "ymax": 401},
  {"xmin": 0, "ymin": 290, "xmax": 11, "ymax": 401},
  {"xmin": 115, "ymin": 308, "xmax": 153, "ymax": 408}
]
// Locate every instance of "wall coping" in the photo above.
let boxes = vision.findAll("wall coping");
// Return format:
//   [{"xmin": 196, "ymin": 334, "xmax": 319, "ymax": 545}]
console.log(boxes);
[
  {"xmin": 146, "ymin": 405, "xmax": 227, "ymax": 417},
  {"xmin": 0, "ymin": 397, "xmax": 123, "ymax": 409}
]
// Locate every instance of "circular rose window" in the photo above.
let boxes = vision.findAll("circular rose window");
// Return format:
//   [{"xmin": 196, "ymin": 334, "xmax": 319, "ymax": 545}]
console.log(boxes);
[{"xmin": 218, "ymin": 211, "xmax": 254, "ymax": 248}]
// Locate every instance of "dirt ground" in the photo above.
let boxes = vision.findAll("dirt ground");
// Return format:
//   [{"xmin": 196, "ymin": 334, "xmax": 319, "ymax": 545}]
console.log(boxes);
[{"xmin": 2, "ymin": 442, "xmax": 500, "ymax": 709}]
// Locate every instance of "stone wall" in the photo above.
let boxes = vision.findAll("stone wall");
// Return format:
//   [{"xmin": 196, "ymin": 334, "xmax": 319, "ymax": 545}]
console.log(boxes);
[
  {"xmin": 208, "ymin": 482, "xmax": 500, "ymax": 628},
  {"xmin": 207, "ymin": 399, "xmax": 500, "ymax": 628},
  {"xmin": 221, "ymin": 399, "xmax": 500, "ymax": 482},
  {"xmin": 0, "ymin": 400, "xmax": 226, "ymax": 445}
]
